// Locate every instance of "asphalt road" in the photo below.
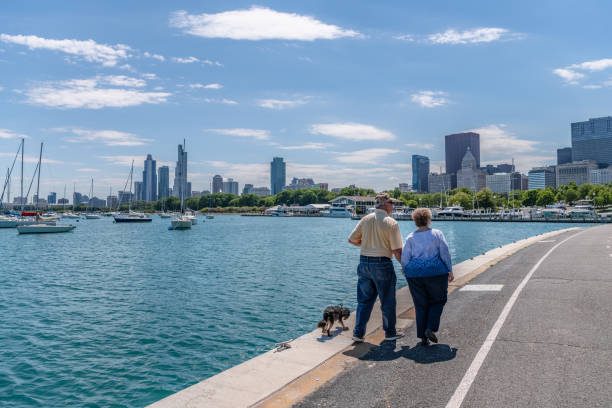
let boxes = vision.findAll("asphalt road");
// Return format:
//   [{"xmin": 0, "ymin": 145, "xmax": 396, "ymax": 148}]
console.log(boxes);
[{"xmin": 294, "ymin": 225, "xmax": 612, "ymax": 408}]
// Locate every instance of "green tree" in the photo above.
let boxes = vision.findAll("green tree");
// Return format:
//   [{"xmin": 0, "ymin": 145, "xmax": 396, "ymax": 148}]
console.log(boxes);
[
  {"xmin": 450, "ymin": 191, "xmax": 472, "ymax": 209},
  {"xmin": 475, "ymin": 188, "xmax": 496, "ymax": 209},
  {"xmin": 238, "ymin": 193, "xmax": 260, "ymax": 207},
  {"xmin": 565, "ymin": 189, "xmax": 579, "ymax": 204},
  {"xmin": 406, "ymin": 199, "xmax": 418, "ymax": 208},
  {"xmin": 522, "ymin": 189, "xmax": 539, "ymax": 207},
  {"xmin": 536, "ymin": 189, "xmax": 555, "ymax": 207}
]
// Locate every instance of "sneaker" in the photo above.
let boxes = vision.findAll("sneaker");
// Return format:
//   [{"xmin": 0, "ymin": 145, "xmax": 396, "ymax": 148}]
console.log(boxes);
[
  {"xmin": 352, "ymin": 335, "xmax": 364, "ymax": 343},
  {"xmin": 384, "ymin": 333, "xmax": 404, "ymax": 342},
  {"xmin": 425, "ymin": 328, "xmax": 438, "ymax": 343}
]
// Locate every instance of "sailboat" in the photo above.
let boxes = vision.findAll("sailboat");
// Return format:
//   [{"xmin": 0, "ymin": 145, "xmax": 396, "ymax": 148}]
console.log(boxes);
[
  {"xmin": 206, "ymin": 182, "xmax": 214, "ymax": 219},
  {"xmin": 170, "ymin": 156, "xmax": 191, "ymax": 230},
  {"xmin": 62, "ymin": 183, "xmax": 80, "ymax": 218},
  {"xmin": 159, "ymin": 195, "xmax": 172, "ymax": 218},
  {"xmin": 17, "ymin": 143, "xmax": 76, "ymax": 234},
  {"xmin": 113, "ymin": 160, "xmax": 152, "ymax": 223},
  {"xmin": 84, "ymin": 178, "xmax": 101, "ymax": 219}
]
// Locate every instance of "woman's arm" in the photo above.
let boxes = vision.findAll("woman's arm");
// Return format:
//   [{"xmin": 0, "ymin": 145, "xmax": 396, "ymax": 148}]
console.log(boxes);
[
  {"xmin": 437, "ymin": 231, "xmax": 453, "ymax": 273},
  {"xmin": 400, "ymin": 237, "xmax": 411, "ymax": 267}
]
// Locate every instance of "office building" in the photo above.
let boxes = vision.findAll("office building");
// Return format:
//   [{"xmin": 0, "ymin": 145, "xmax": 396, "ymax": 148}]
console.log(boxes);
[
  {"xmin": 482, "ymin": 163, "xmax": 515, "ymax": 175},
  {"xmin": 571, "ymin": 117, "xmax": 612, "ymax": 165},
  {"xmin": 486, "ymin": 173, "xmax": 512, "ymax": 194},
  {"xmin": 411, "ymin": 155, "xmax": 430, "ymax": 192},
  {"xmin": 212, "ymin": 175, "xmax": 223, "ymax": 193},
  {"xmin": 222, "ymin": 178, "xmax": 239, "ymax": 195},
  {"xmin": 528, "ymin": 167, "xmax": 556, "ymax": 190},
  {"xmin": 399, "ymin": 183, "xmax": 411, "ymax": 193},
  {"xmin": 557, "ymin": 147, "xmax": 572, "ymax": 165},
  {"xmin": 243, "ymin": 184, "xmax": 254, "ymax": 195},
  {"xmin": 13, "ymin": 196, "xmax": 26, "ymax": 205},
  {"xmin": 556, "ymin": 160, "xmax": 598, "ymax": 187},
  {"xmin": 173, "ymin": 142, "xmax": 188, "ymax": 199},
  {"xmin": 456, "ymin": 147, "xmax": 486, "ymax": 192},
  {"xmin": 270, "ymin": 157, "xmax": 286, "ymax": 195},
  {"xmin": 445, "ymin": 132, "xmax": 480, "ymax": 187},
  {"xmin": 58, "ymin": 198, "xmax": 69, "ymax": 205},
  {"xmin": 428, "ymin": 173, "xmax": 452, "ymax": 194},
  {"xmin": 186, "ymin": 182, "xmax": 192, "ymax": 198},
  {"xmin": 89, "ymin": 197, "xmax": 106, "ymax": 207},
  {"xmin": 158, "ymin": 166, "xmax": 170, "ymax": 199},
  {"xmin": 590, "ymin": 167, "xmax": 612, "ymax": 185},
  {"xmin": 315, "ymin": 183, "xmax": 329, "ymax": 191},
  {"xmin": 251, "ymin": 186, "xmax": 271, "ymax": 197},
  {"xmin": 191, "ymin": 191, "xmax": 201, "ymax": 198},
  {"xmin": 511, "ymin": 172, "xmax": 528, "ymax": 191},
  {"xmin": 142, "ymin": 154, "xmax": 157, "ymax": 202},
  {"xmin": 47, "ymin": 192, "xmax": 57, "ymax": 204},
  {"xmin": 117, "ymin": 190, "xmax": 134, "ymax": 205},
  {"xmin": 107, "ymin": 195, "xmax": 118, "ymax": 208},
  {"xmin": 73, "ymin": 192, "xmax": 83, "ymax": 205},
  {"xmin": 134, "ymin": 181, "xmax": 143, "ymax": 201},
  {"xmin": 285, "ymin": 177, "xmax": 316, "ymax": 190}
]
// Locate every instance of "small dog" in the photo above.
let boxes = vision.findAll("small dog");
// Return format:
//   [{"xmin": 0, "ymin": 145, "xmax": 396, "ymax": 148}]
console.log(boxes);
[{"xmin": 317, "ymin": 305, "xmax": 351, "ymax": 336}]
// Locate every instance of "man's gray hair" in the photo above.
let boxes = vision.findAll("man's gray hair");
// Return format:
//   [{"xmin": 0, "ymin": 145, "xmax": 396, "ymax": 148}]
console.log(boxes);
[{"xmin": 375, "ymin": 193, "xmax": 391, "ymax": 208}]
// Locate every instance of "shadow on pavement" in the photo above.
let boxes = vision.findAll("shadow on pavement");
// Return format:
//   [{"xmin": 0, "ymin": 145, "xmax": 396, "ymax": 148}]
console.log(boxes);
[
  {"xmin": 353, "ymin": 342, "xmax": 458, "ymax": 364},
  {"xmin": 316, "ymin": 327, "xmax": 344, "ymax": 342}
]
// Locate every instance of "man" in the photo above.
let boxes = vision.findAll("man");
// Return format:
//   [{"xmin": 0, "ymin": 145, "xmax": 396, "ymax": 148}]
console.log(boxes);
[{"xmin": 348, "ymin": 193, "xmax": 403, "ymax": 342}]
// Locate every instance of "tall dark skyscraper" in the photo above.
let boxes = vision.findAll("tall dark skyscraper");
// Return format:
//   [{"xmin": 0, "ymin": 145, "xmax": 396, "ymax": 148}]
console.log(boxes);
[
  {"xmin": 557, "ymin": 147, "xmax": 572, "ymax": 165},
  {"xmin": 571, "ymin": 117, "xmax": 612, "ymax": 165},
  {"xmin": 173, "ymin": 142, "xmax": 188, "ymax": 199},
  {"xmin": 212, "ymin": 175, "xmax": 223, "ymax": 193},
  {"xmin": 445, "ymin": 132, "xmax": 480, "ymax": 185},
  {"xmin": 411, "ymin": 155, "xmax": 430, "ymax": 192},
  {"xmin": 270, "ymin": 157, "xmax": 286, "ymax": 195},
  {"xmin": 158, "ymin": 166, "xmax": 170, "ymax": 199},
  {"xmin": 142, "ymin": 154, "xmax": 157, "ymax": 202}
]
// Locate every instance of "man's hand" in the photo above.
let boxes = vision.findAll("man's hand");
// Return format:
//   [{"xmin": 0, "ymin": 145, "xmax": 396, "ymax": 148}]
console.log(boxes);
[
  {"xmin": 348, "ymin": 239, "xmax": 362, "ymax": 247},
  {"xmin": 448, "ymin": 271, "xmax": 454, "ymax": 283},
  {"xmin": 392, "ymin": 248, "xmax": 402, "ymax": 263}
]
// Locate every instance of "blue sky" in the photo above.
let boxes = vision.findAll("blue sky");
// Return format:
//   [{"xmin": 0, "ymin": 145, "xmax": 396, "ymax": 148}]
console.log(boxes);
[{"xmin": 2, "ymin": 0, "xmax": 612, "ymax": 199}]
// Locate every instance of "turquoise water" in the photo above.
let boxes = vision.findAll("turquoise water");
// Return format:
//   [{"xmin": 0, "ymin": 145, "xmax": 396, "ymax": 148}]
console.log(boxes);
[{"xmin": 0, "ymin": 216, "xmax": 590, "ymax": 407}]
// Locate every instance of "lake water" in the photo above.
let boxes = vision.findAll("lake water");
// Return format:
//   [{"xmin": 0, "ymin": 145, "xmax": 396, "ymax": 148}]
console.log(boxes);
[{"xmin": 0, "ymin": 216, "xmax": 590, "ymax": 407}]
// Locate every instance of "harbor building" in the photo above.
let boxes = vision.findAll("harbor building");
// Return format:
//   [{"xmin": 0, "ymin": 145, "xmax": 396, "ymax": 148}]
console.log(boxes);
[
  {"xmin": 222, "ymin": 178, "xmax": 239, "ymax": 195},
  {"xmin": 134, "ymin": 181, "xmax": 143, "ymax": 201},
  {"xmin": 445, "ymin": 132, "xmax": 480, "ymax": 187},
  {"xmin": 330, "ymin": 196, "xmax": 402, "ymax": 214},
  {"xmin": 428, "ymin": 173, "xmax": 452, "ymax": 194},
  {"xmin": 270, "ymin": 157, "xmax": 286, "ymax": 195},
  {"xmin": 251, "ymin": 186, "xmax": 270, "ymax": 197},
  {"xmin": 557, "ymin": 147, "xmax": 572, "ymax": 165},
  {"xmin": 173, "ymin": 142, "xmax": 188, "ymax": 200},
  {"xmin": 243, "ymin": 184, "xmax": 254, "ymax": 195},
  {"xmin": 158, "ymin": 166, "xmax": 170, "ymax": 199},
  {"xmin": 556, "ymin": 160, "xmax": 598, "ymax": 186},
  {"xmin": 456, "ymin": 147, "xmax": 486, "ymax": 192},
  {"xmin": 528, "ymin": 166, "xmax": 556, "ymax": 190},
  {"xmin": 212, "ymin": 175, "xmax": 223, "ymax": 193},
  {"xmin": 571, "ymin": 117, "xmax": 612, "ymax": 165},
  {"xmin": 590, "ymin": 167, "xmax": 612, "ymax": 185},
  {"xmin": 47, "ymin": 192, "xmax": 57, "ymax": 204},
  {"xmin": 411, "ymin": 155, "xmax": 430, "ymax": 192},
  {"xmin": 486, "ymin": 173, "xmax": 512, "ymax": 194}
]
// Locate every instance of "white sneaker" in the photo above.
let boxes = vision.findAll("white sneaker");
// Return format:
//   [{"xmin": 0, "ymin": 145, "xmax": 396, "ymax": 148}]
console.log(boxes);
[
  {"xmin": 352, "ymin": 335, "xmax": 364, "ymax": 343},
  {"xmin": 384, "ymin": 333, "xmax": 404, "ymax": 341}
]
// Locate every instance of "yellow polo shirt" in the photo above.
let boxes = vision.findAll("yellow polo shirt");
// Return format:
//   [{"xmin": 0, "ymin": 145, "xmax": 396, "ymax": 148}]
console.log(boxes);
[{"xmin": 348, "ymin": 209, "xmax": 403, "ymax": 258}]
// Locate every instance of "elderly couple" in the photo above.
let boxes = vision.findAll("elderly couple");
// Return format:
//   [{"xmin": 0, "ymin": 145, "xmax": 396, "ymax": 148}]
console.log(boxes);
[{"xmin": 348, "ymin": 193, "xmax": 454, "ymax": 345}]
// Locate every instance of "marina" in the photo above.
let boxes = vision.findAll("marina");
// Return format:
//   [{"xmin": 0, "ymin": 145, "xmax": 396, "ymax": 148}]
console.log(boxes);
[{"xmin": 0, "ymin": 216, "xmax": 593, "ymax": 407}]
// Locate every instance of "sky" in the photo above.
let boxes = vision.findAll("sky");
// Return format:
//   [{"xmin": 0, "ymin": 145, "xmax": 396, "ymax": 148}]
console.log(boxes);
[{"xmin": 2, "ymin": 0, "xmax": 612, "ymax": 200}]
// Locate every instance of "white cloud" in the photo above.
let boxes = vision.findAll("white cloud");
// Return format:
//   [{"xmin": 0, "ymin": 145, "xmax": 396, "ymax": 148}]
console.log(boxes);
[
  {"xmin": 0, "ymin": 85, "xmax": 4, "ymax": 91},
  {"xmin": 97, "ymin": 155, "xmax": 144, "ymax": 167},
  {"xmin": 428, "ymin": 28, "xmax": 513, "ymax": 44},
  {"xmin": 410, "ymin": 90, "xmax": 449, "ymax": 108},
  {"xmin": 143, "ymin": 51, "xmax": 165, "ymax": 62},
  {"xmin": 141, "ymin": 73, "xmax": 158, "ymax": 80},
  {"xmin": 310, "ymin": 122, "xmax": 395, "ymax": 141},
  {"xmin": 202, "ymin": 59, "xmax": 223, "ymax": 67},
  {"xmin": 583, "ymin": 84, "xmax": 602, "ymax": 89},
  {"xmin": 569, "ymin": 58, "xmax": 612, "ymax": 72},
  {"xmin": 0, "ymin": 128, "xmax": 28, "ymax": 139},
  {"xmin": 76, "ymin": 168, "xmax": 101, "ymax": 172},
  {"xmin": 257, "ymin": 98, "xmax": 308, "ymax": 109},
  {"xmin": 337, "ymin": 148, "xmax": 400, "ymax": 164},
  {"xmin": 468, "ymin": 124, "xmax": 539, "ymax": 158},
  {"xmin": 172, "ymin": 56, "xmax": 199, "ymax": 63},
  {"xmin": 553, "ymin": 68, "xmax": 584, "ymax": 84},
  {"xmin": 279, "ymin": 142, "xmax": 332, "ymax": 150},
  {"xmin": 24, "ymin": 77, "xmax": 170, "ymax": 109},
  {"xmin": 189, "ymin": 83, "xmax": 204, "ymax": 88},
  {"xmin": 54, "ymin": 128, "xmax": 153, "ymax": 146},
  {"xmin": 405, "ymin": 143, "xmax": 435, "ymax": 150},
  {"xmin": 169, "ymin": 7, "xmax": 361, "ymax": 41},
  {"xmin": 0, "ymin": 33, "xmax": 131, "ymax": 66},
  {"xmin": 207, "ymin": 128, "xmax": 270, "ymax": 140},
  {"xmin": 204, "ymin": 83, "xmax": 223, "ymax": 89},
  {"xmin": 103, "ymin": 75, "xmax": 146, "ymax": 87},
  {"xmin": 203, "ymin": 98, "xmax": 238, "ymax": 105},
  {"xmin": 0, "ymin": 152, "xmax": 65, "ymax": 165},
  {"xmin": 394, "ymin": 34, "xmax": 415, "ymax": 42}
]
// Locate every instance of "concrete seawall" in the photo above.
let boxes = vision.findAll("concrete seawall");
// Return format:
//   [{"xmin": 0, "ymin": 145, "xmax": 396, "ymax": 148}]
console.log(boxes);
[{"xmin": 147, "ymin": 227, "xmax": 582, "ymax": 408}]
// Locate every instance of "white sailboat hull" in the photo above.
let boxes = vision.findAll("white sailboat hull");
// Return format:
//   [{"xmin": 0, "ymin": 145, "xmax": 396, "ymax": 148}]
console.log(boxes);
[
  {"xmin": 171, "ymin": 217, "xmax": 192, "ymax": 230},
  {"xmin": 17, "ymin": 224, "xmax": 76, "ymax": 234}
]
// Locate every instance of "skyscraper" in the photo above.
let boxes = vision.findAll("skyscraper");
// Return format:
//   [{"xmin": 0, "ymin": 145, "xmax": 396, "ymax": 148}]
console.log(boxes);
[
  {"xmin": 158, "ymin": 166, "xmax": 170, "ymax": 199},
  {"xmin": 456, "ymin": 147, "xmax": 486, "ymax": 192},
  {"xmin": 142, "ymin": 154, "xmax": 157, "ymax": 202},
  {"xmin": 445, "ymin": 132, "xmax": 480, "ymax": 187},
  {"xmin": 134, "ymin": 181, "xmax": 143, "ymax": 201},
  {"xmin": 173, "ymin": 142, "xmax": 188, "ymax": 199},
  {"xmin": 270, "ymin": 157, "xmax": 286, "ymax": 195},
  {"xmin": 47, "ymin": 192, "xmax": 57, "ymax": 204},
  {"xmin": 411, "ymin": 155, "xmax": 430, "ymax": 192},
  {"xmin": 571, "ymin": 117, "xmax": 612, "ymax": 165},
  {"xmin": 222, "ymin": 178, "xmax": 239, "ymax": 195},
  {"xmin": 212, "ymin": 175, "xmax": 223, "ymax": 193},
  {"xmin": 557, "ymin": 147, "xmax": 572, "ymax": 165}
]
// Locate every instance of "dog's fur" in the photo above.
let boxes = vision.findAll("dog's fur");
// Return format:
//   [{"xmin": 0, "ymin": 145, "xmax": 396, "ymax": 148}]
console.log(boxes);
[{"xmin": 317, "ymin": 305, "xmax": 351, "ymax": 336}]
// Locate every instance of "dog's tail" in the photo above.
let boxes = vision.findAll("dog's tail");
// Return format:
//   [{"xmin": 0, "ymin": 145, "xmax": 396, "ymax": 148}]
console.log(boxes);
[{"xmin": 317, "ymin": 320, "xmax": 326, "ymax": 329}]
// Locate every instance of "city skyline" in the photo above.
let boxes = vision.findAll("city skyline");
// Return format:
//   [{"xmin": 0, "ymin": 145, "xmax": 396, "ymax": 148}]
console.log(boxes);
[{"xmin": 3, "ymin": 1, "xmax": 612, "ymax": 198}]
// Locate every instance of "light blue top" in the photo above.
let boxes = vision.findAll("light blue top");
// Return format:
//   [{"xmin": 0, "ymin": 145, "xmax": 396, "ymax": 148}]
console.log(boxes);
[{"xmin": 400, "ymin": 228, "xmax": 453, "ymax": 273}]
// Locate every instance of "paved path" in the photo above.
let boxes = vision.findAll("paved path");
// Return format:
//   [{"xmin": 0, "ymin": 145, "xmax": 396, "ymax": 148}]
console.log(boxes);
[{"xmin": 294, "ymin": 225, "xmax": 612, "ymax": 408}]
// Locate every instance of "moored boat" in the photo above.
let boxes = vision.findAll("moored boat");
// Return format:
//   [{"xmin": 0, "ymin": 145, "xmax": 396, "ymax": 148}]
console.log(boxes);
[{"xmin": 17, "ymin": 224, "xmax": 76, "ymax": 234}]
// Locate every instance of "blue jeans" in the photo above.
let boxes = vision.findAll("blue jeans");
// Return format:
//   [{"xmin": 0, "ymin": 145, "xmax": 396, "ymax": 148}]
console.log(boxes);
[
  {"xmin": 406, "ymin": 274, "xmax": 448, "ymax": 339},
  {"xmin": 354, "ymin": 256, "xmax": 397, "ymax": 338}
]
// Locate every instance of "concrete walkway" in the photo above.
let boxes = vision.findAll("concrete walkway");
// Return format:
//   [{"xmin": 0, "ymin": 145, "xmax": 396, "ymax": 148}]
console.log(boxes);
[{"xmin": 293, "ymin": 224, "xmax": 612, "ymax": 408}]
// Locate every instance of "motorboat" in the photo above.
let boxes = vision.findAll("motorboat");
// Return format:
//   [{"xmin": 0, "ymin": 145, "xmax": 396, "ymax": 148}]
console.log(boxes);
[
  {"xmin": 541, "ymin": 208, "xmax": 566, "ymax": 219},
  {"xmin": 85, "ymin": 213, "xmax": 101, "ymax": 219},
  {"xmin": 436, "ymin": 206, "xmax": 467, "ymax": 217},
  {"xmin": 568, "ymin": 206, "xmax": 597, "ymax": 219},
  {"xmin": 17, "ymin": 224, "xmax": 76, "ymax": 234},
  {"xmin": 185, "ymin": 213, "xmax": 198, "ymax": 225},
  {"xmin": 114, "ymin": 212, "xmax": 152, "ymax": 223},
  {"xmin": 171, "ymin": 215, "xmax": 192, "ymax": 230},
  {"xmin": 159, "ymin": 212, "xmax": 172, "ymax": 218},
  {"xmin": 321, "ymin": 206, "xmax": 352, "ymax": 218},
  {"xmin": 62, "ymin": 212, "xmax": 80, "ymax": 219}
]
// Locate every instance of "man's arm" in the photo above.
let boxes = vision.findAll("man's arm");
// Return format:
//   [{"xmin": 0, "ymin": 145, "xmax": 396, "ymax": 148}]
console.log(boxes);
[
  {"xmin": 348, "ymin": 238, "xmax": 362, "ymax": 247},
  {"xmin": 391, "ymin": 248, "xmax": 402, "ymax": 263}
]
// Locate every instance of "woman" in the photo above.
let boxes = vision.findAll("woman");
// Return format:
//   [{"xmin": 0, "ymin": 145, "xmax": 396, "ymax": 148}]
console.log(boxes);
[{"xmin": 401, "ymin": 208, "xmax": 454, "ymax": 346}]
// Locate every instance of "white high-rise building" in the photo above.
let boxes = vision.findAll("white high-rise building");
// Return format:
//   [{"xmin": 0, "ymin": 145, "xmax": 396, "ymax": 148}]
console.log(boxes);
[
  {"xmin": 173, "ymin": 142, "xmax": 188, "ymax": 199},
  {"xmin": 486, "ymin": 173, "xmax": 512, "ymax": 194}
]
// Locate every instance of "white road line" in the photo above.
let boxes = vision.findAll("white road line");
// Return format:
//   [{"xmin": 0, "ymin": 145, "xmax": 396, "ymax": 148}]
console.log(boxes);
[
  {"xmin": 459, "ymin": 284, "xmax": 504, "ymax": 292},
  {"xmin": 445, "ymin": 229, "xmax": 588, "ymax": 408},
  {"xmin": 537, "ymin": 240, "xmax": 556, "ymax": 243}
]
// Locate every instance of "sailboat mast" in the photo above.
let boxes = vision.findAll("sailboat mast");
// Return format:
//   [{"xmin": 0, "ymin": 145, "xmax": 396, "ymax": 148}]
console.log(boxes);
[
  {"xmin": 63, "ymin": 185, "xmax": 66, "ymax": 211},
  {"xmin": 20, "ymin": 138, "xmax": 24, "ymax": 212},
  {"xmin": 129, "ymin": 160, "xmax": 134, "ymax": 212},
  {"xmin": 35, "ymin": 142, "xmax": 43, "ymax": 214}
]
